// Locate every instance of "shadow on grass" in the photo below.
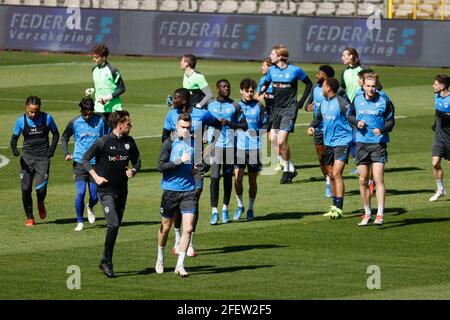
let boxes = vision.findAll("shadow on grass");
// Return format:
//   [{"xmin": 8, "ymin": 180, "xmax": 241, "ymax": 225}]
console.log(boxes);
[
  {"xmin": 344, "ymin": 189, "xmax": 435, "ymax": 197},
  {"xmin": 47, "ymin": 217, "xmax": 105, "ymax": 225},
  {"xmin": 115, "ymin": 264, "xmax": 275, "ymax": 277},
  {"xmin": 199, "ymin": 244, "xmax": 288, "ymax": 255},
  {"xmin": 384, "ymin": 166, "xmax": 425, "ymax": 173},
  {"xmin": 255, "ymin": 211, "xmax": 324, "ymax": 221},
  {"xmin": 138, "ymin": 167, "xmax": 159, "ymax": 174},
  {"xmin": 47, "ymin": 217, "xmax": 158, "ymax": 227},
  {"xmin": 348, "ymin": 207, "xmax": 408, "ymax": 217},
  {"xmin": 377, "ymin": 217, "xmax": 450, "ymax": 230}
]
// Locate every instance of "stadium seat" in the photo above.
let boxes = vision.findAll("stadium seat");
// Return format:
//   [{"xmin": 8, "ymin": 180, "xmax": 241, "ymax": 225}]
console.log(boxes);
[
  {"xmin": 218, "ymin": 0, "xmax": 238, "ymax": 13},
  {"xmin": 257, "ymin": 0, "xmax": 278, "ymax": 14},
  {"xmin": 297, "ymin": 1, "xmax": 316, "ymax": 16},
  {"xmin": 199, "ymin": 0, "xmax": 218, "ymax": 12},
  {"xmin": 23, "ymin": 0, "xmax": 41, "ymax": 5},
  {"xmin": 394, "ymin": 3, "xmax": 413, "ymax": 17},
  {"xmin": 277, "ymin": 1, "xmax": 297, "ymax": 15},
  {"xmin": 179, "ymin": 0, "xmax": 198, "ymax": 12},
  {"xmin": 316, "ymin": 2, "xmax": 336, "ymax": 16},
  {"xmin": 416, "ymin": 3, "xmax": 434, "ymax": 18},
  {"xmin": 140, "ymin": 0, "xmax": 158, "ymax": 10},
  {"xmin": 357, "ymin": 2, "xmax": 380, "ymax": 16},
  {"xmin": 336, "ymin": 2, "xmax": 356, "ymax": 16},
  {"xmin": 64, "ymin": 0, "xmax": 81, "ymax": 7},
  {"xmin": 79, "ymin": 0, "xmax": 100, "ymax": 8},
  {"xmin": 3, "ymin": 0, "xmax": 22, "ymax": 4},
  {"xmin": 238, "ymin": 0, "xmax": 257, "ymax": 13},
  {"xmin": 101, "ymin": 0, "xmax": 119, "ymax": 9},
  {"xmin": 363, "ymin": 0, "xmax": 383, "ymax": 3},
  {"xmin": 120, "ymin": 0, "xmax": 139, "ymax": 9},
  {"xmin": 160, "ymin": 0, "xmax": 178, "ymax": 11},
  {"xmin": 41, "ymin": 0, "xmax": 58, "ymax": 6}
]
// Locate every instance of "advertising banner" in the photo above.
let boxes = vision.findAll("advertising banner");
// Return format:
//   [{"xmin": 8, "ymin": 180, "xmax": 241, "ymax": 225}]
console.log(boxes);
[
  {"xmin": 152, "ymin": 13, "xmax": 266, "ymax": 59},
  {"xmin": 4, "ymin": 6, "xmax": 118, "ymax": 52}
]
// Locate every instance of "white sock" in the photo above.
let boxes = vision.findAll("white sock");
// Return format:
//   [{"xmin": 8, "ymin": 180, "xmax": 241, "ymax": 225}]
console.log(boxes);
[
  {"xmin": 376, "ymin": 206, "xmax": 384, "ymax": 217},
  {"xmin": 177, "ymin": 252, "xmax": 186, "ymax": 267},
  {"xmin": 236, "ymin": 194, "xmax": 244, "ymax": 208},
  {"xmin": 277, "ymin": 155, "xmax": 283, "ymax": 162},
  {"xmin": 174, "ymin": 228, "xmax": 181, "ymax": 245},
  {"xmin": 222, "ymin": 204, "xmax": 228, "ymax": 211},
  {"xmin": 288, "ymin": 160, "xmax": 295, "ymax": 172},
  {"xmin": 157, "ymin": 245, "xmax": 165, "ymax": 262},
  {"xmin": 364, "ymin": 206, "xmax": 371, "ymax": 217},
  {"xmin": 189, "ymin": 232, "xmax": 195, "ymax": 247},
  {"xmin": 436, "ymin": 179, "xmax": 444, "ymax": 192},
  {"xmin": 212, "ymin": 207, "xmax": 218, "ymax": 214},
  {"xmin": 248, "ymin": 198, "xmax": 255, "ymax": 211},
  {"xmin": 326, "ymin": 176, "xmax": 331, "ymax": 185},
  {"xmin": 368, "ymin": 179, "xmax": 373, "ymax": 186},
  {"xmin": 283, "ymin": 160, "xmax": 289, "ymax": 172}
]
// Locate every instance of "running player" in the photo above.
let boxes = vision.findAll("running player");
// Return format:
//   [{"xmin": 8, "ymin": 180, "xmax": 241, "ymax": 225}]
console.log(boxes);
[
  {"xmin": 156, "ymin": 113, "xmax": 198, "ymax": 277},
  {"xmin": 348, "ymin": 73, "xmax": 395, "ymax": 226},
  {"xmin": 304, "ymin": 65, "xmax": 335, "ymax": 197},
  {"xmin": 82, "ymin": 110, "xmax": 141, "ymax": 278},
  {"xmin": 10, "ymin": 96, "xmax": 60, "ymax": 227},
  {"xmin": 429, "ymin": 74, "xmax": 450, "ymax": 201},
  {"xmin": 233, "ymin": 78, "xmax": 267, "ymax": 221},
  {"xmin": 207, "ymin": 79, "xmax": 247, "ymax": 224},
  {"xmin": 307, "ymin": 78, "xmax": 352, "ymax": 219},
  {"xmin": 180, "ymin": 54, "xmax": 213, "ymax": 108},
  {"xmin": 61, "ymin": 97, "xmax": 107, "ymax": 231},
  {"xmin": 259, "ymin": 45, "xmax": 313, "ymax": 184}
]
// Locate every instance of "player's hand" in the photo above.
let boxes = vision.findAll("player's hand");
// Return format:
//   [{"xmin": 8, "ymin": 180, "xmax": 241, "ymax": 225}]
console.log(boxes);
[
  {"xmin": 85, "ymin": 88, "xmax": 95, "ymax": 96},
  {"xmin": 307, "ymin": 127, "xmax": 315, "ymax": 136},
  {"xmin": 372, "ymin": 128, "xmax": 382, "ymax": 136},
  {"xmin": 94, "ymin": 176, "xmax": 108, "ymax": 185},
  {"xmin": 357, "ymin": 121, "xmax": 365, "ymax": 129},
  {"xmin": 125, "ymin": 166, "xmax": 136, "ymax": 178},
  {"xmin": 305, "ymin": 103, "xmax": 314, "ymax": 112},
  {"xmin": 181, "ymin": 152, "xmax": 191, "ymax": 164},
  {"xmin": 100, "ymin": 94, "xmax": 113, "ymax": 104},
  {"xmin": 65, "ymin": 154, "xmax": 73, "ymax": 161}
]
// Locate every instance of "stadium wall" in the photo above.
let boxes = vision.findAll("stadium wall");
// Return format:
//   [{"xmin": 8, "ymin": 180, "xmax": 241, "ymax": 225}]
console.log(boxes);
[{"xmin": 0, "ymin": 5, "xmax": 449, "ymax": 68}]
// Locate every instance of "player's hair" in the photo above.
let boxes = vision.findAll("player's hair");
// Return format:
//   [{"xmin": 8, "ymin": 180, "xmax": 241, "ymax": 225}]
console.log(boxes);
[
  {"xmin": 174, "ymin": 88, "xmax": 191, "ymax": 107},
  {"xmin": 25, "ymin": 96, "xmax": 41, "ymax": 107},
  {"xmin": 272, "ymin": 45, "xmax": 289, "ymax": 62},
  {"xmin": 216, "ymin": 79, "xmax": 230, "ymax": 87},
  {"xmin": 358, "ymin": 68, "xmax": 375, "ymax": 79},
  {"xmin": 110, "ymin": 110, "xmax": 130, "ymax": 128},
  {"xmin": 363, "ymin": 72, "xmax": 379, "ymax": 85},
  {"xmin": 182, "ymin": 54, "xmax": 197, "ymax": 69},
  {"xmin": 78, "ymin": 97, "xmax": 95, "ymax": 111},
  {"xmin": 325, "ymin": 78, "xmax": 340, "ymax": 94},
  {"xmin": 343, "ymin": 47, "xmax": 361, "ymax": 66},
  {"xmin": 262, "ymin": 57, "xmax": 273, "ymax": 66},
  {"xmin": 319, "ymin": 65, "xmax": 335, "ymax": 78},
  {"xmin": 178, "ymin": 112, "xmax": 192, "ymax": 123},
  {"xmin": 435, "ymin": 74, "xmax": 450, "ymax": 89},
  {"xmin": 240, "ymin": 78, "xmax": 257, "ymax": 90},
  {"xmin": 92, "ymin": 44, "xmax": 110, "ymax": 58}
]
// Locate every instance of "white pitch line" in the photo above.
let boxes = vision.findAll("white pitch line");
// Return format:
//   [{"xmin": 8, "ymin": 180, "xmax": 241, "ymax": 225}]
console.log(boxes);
[
  {"xmin": 0, "ymin": 155, "xmax": 10, "ymax": 169},
  {"xmin": 0, "ymin": 97, "xmax": 165, "ymax": 108}
]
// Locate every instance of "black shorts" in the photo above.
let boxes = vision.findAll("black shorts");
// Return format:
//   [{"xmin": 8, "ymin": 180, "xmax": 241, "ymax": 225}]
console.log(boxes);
[
  {"xmin": 432, "ymin": 140, "xmax": 450, "ymax": 160},
  {"xmin": 324, "ymin": 145, "xmax": 350, "ymax": 166},
  {"xmin": 355, "ymin": 143, "xmax": 388, "ymax": 165},
  {"xmin": 264, "ymin": 97, "xmax": 274, "ymax": 129},
  {"xmin": 314, "ymin": 130, "xmax": 324, "ymax": 146},
  {"xmin": 73, "ymin": 161, "xmax": 94, "ymax": 182},
  {"xmin": 160, "ymin": 190, "xmax": 197, "ymax": 219},
  {"xmin": 20, "ymin": 156, "xmax": 50, "ymax": 191},
  {"xmin": 234, "ymin": 149, "xmax": 262, "ymax": 173},
  {"xmin": 271, "ymin": 106, "xmax": 298, "ymax": 133}
]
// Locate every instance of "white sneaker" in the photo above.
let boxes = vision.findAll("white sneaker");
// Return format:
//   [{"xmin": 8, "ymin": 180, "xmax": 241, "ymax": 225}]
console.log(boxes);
[
  {"xmin": 87, "ymin": 205, "xmax": 96, "ymax": 224},
  {"xmin": 358, "ymin": 216, "xmax": 371, "ymax": 226},
  {"xmin": 74, "ymin": 222, "xmax": 84, "ymax": 231},
  {"xmin": 155, "ymin": 260, "xmax": 164, "ymax": 274},
  {"xmin": 171, "ymin": 243, "xmax": 180, "ymax": 255},
  {"xmin": 373, "ymin": 215, "xmax": 384, "ymax": 225},
  {"xmin": 429, "ymin": 189, "xmax": 446, "ymax": 202},
  {"xmin": 174, "ymin": 265, "xmax": 188, "ymax": 277},
  {"xmin": 187, "ymin": 246, "xmax": 198, "ymax": 257}
]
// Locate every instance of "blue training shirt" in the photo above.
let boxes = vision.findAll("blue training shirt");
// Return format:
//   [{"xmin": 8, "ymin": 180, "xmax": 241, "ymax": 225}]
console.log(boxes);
[
  {"xmin": 435, "ymin": 93, "xmax": 450, "ymax": 112},
  {"xmin": 207, "ymin": 98, "xmax": 244, "ymax": 149},
  {"xmin": 160, "ymin": 138, "xmax": 196, "ymax": 192},
  {"xmin": 236, "ymin": 99, "xmax": 267, "ymax": 150},
  {"xmin": 13, "ymin": 112, "xmax": 58, "ymax": 136},
  {"xmin": 312, "ymin": 84, "xmax": 326, "ymax": 132},
  {"xmin": 261, "ymin": 64, "xmax": 307, "ymax": 109},
  {"xmin": 257, "ymin": 76, "xmax": 273, "ymax": 96},
  {"xmin": 352, "ymin": 92, "xmax": 395, "ymax": 143},
  {"xmin": 163, "ymin": 107, "xmax": 217, "ymax": 135},
  {"xmin": 61, "ymin": 114, "xmax": 106, "ymax": 164},
  {"xmin": 314, "ymin": 95, "xmax": 353, "ymax": 147}
]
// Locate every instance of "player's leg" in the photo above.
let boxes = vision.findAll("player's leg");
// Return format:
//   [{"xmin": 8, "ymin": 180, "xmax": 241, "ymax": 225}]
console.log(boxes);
[
  {"xmin": 156, "ymin": 190, "xmax": 177, "ymax": 273},
  {"xmin": 430, "ymin": 154, "xmax": 446, "ymax": 201},
  {"xmin": 357, "ymin": 164, "xmax": 371, "ymax": 226},
  {"xmin": 20, "ymin": 157, "xmax": 34, "ymax": 225},
  {"xmin": 74, "ymin": 180, "xmax": 87, "ymax": 230},
  {"xmin": 34, "ymin": 158, "xmax": 50, "ymax": 220},
  {"xmin": 372, "ymin": 162, "xmax": 386, "ymax": 225}
]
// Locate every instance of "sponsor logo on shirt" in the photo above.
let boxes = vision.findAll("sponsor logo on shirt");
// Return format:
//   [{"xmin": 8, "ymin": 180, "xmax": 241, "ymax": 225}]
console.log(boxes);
[{"xmin": 108, "ymin": 155, "xmax": 129, "ymax": 162}]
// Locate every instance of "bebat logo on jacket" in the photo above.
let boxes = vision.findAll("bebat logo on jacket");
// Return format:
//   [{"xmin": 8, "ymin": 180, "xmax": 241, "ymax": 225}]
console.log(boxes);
[{"xmin": 108, "ymin": 155, "xmax": 129, "ymax": 162}]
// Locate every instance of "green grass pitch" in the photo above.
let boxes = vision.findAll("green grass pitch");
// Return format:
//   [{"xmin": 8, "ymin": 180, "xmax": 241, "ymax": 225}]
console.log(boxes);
[{"xmin": 0, "ymin": 50, "xmax": 449, "ymax": 300}]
